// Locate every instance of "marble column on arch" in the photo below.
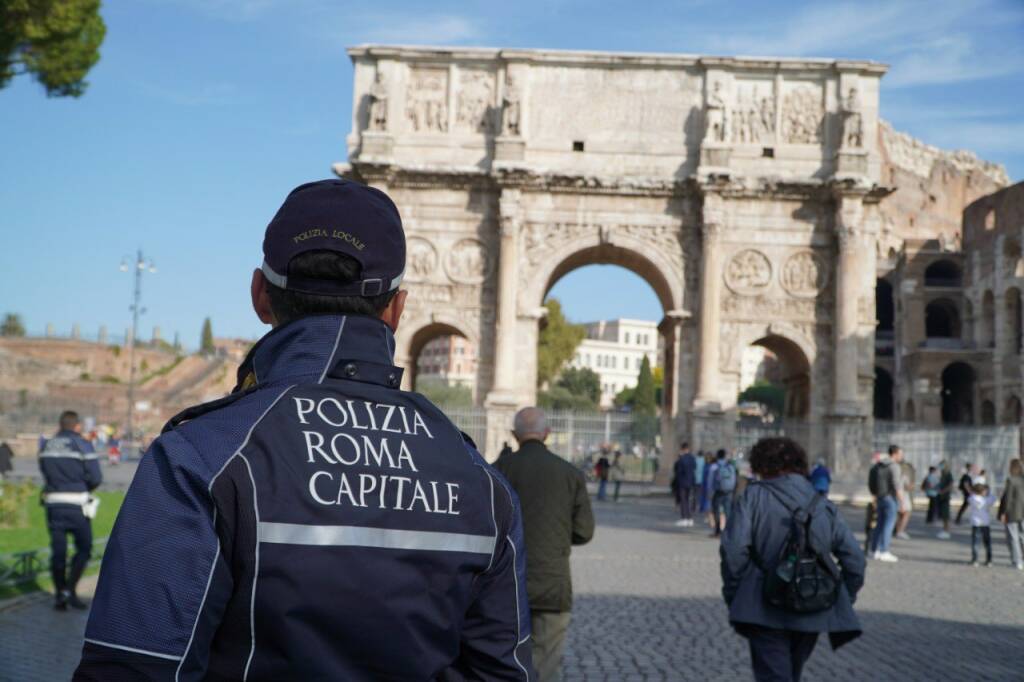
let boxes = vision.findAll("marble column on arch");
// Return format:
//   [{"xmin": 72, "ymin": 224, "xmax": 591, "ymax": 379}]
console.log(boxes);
[
  {"xmin": 695, "ymin": 199, "xmax": 724, "ymax": 408},
  {"xmin": 833, "ymin": 195, "xmax": 864, "ymax": 415},
  {"xmin": 483, "ymin": 186, "xmax": 523, "ymax": 460}
]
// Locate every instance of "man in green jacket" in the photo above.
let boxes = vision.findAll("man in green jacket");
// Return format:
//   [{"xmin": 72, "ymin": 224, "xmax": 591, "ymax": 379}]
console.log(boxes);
[{"xmin": 495, "ymin": 407, "xmax": 595, "ymax": 681}]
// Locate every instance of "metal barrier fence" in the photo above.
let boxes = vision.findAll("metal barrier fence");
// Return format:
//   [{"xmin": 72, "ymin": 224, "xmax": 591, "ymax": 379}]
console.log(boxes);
[
  {"xmin": 874, "ymin": 422, "xmax": 1020, "ymax": 488},
  {"xmin": 440, "ymin": 406, "xmax": 659, "ymax": 481},
  {"xmin": 0, "ymin": 538, "xmax": 108, "ymax": 588}
]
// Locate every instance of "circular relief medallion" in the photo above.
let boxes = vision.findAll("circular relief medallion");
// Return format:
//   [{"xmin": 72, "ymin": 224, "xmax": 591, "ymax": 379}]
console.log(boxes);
[
  {"xmin": 445, "ymin": 238, "xmax": 493, "ymax": 284},
  {"xmin": 781, "ymin": 250, "xmax": 830, "ymax": 297},
  {"xmin": 405, "ymin": 236, "xmax": 438, "ymax": 282},
  {"xmin": 725, "ymin": 249, "xmax": 772, "ymax": 294}
]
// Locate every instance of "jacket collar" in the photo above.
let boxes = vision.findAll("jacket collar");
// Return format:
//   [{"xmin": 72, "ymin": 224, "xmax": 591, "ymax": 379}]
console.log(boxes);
[{"xmin": 235, "ymin": 314, "xmax": 403, "ymax": 390}]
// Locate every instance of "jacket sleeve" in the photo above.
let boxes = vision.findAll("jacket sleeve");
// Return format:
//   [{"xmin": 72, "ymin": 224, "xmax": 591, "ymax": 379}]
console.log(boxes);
[
  {"xmin": 78, "ymin": 437, "xmax": 103, "ymax": 491},
  {"xmin": 719, "ymin": 488, "xmax": 753, "ymax": 605},
  {"xmin": 74, "ymin": 432, "xmax": 232, "ymax": 681},
  {"xmin": 449, "ymin": 466, "xmax": 535, "ymax": 681},
  {"xmin": 572, "ymin": 470, "xmax": 595, "ymax": 545},
  {"xmin": 831, "ymin": 507, "xmax": 865, "ymax": 603}
]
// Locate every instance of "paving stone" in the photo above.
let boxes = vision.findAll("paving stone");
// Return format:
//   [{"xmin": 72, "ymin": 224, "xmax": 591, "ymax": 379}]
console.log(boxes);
[{"xmin": 2, "ymin": 497, "xmax": 1023, "ymax": 680}]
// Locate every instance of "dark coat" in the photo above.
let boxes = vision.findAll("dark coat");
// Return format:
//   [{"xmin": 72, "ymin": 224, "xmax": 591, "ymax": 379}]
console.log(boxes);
[
  {"xmin": 720, "ymin": 473, "xmax": 865, "ymax": 649},
  {"xmin": 999, "ymin": 474, "xmax": 1024, "ymax": 522},
  {"xmin": 673, "ymin": 452, "xmax": 697, "ymax": 490},
  {"xmin": 495, "ymin": 440, "xmax": 595, "ymax": 613}
]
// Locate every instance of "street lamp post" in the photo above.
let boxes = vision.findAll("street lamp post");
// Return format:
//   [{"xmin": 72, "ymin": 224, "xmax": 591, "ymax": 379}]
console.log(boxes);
[{"xmin": 120, "ymin": 250, "xmax": 156, "ymax": 453}]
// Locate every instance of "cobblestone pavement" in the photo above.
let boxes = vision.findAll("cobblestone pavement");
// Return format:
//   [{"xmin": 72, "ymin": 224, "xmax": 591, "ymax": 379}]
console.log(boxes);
[{"xmin": 2, "ymin": 497, "xmax": 1023, "ymax": 681}]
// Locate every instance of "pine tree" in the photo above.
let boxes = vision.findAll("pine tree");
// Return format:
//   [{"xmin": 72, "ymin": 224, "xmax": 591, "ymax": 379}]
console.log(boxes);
[
  {"xmin": 200, "ymin": 317, "xmax": 214, "ymax": 355},
  {"xmin": 631, "ymin": 356, "xmax": 659, "ymax": 446}
]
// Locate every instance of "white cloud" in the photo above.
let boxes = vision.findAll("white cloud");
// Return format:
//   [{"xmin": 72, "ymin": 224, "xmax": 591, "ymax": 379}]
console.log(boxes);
[{"xmin": 696, "ymin": 0, "xmax": 1024, "ymax": 87}]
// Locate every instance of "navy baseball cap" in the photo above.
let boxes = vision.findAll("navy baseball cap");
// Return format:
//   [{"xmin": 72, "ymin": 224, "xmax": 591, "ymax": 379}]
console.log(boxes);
[{"xmin": 261, "ymin": 179, "xmax": 406, "ymax": 296}]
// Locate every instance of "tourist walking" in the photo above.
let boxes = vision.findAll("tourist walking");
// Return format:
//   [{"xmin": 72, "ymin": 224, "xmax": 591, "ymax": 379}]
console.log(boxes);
[
  {"xmin": 710, "ymin": 449, "xmax": 738, "ymax": 538},
  {"xmin": 720, "ymin": 437, "xmax": 864, "ymax": 682},
  {"xmin": 496, "ymin": 407, "xmax": 595, "ymax": 682},
  {"xmin": 935, "ymin": 460, "xmax": 954, "ymax": 539},
  {"xmin": 39, "ymin": 410, "xmax": 102, "ymax": 611},
  {"xmin": 809, "ymin": 458, "xmax": 831, "ymax": 497},
  {"xmin": 868, "ymin": 445, "xmax": 904, "ymax": 561},
  {"xmin": 595, "ymin": 447, "xmax": 611, "ymax": 501},
  {"xmin": 673, "ymin": 442, "xmax": 697, "ymax": 527},
  {"xmin": 701, "ymin": 451, "xmax": 715, "ymax": 525},
  {"xmin": 693, "ymin": 450, "xmax": 706, "ymax": 517},
  {"xmin": 922, "ymin": 466, "xmax": 940, "ymax": 524},
  {"xmin": 955, "ymin": 463, "xmax": 976, "ymax": 524},
  {"xmin": 999, "ymin": 458, "xmax": 1024, "ymax": 569},
  {"xmin": 77, "ymin": 180, "xmax": 534, "ymax": 679},
  {"xmin": 610, "ymin": 450, "xmax": 625, "ymax": 502},
  {"xmin": 967, "ymin": 484, "xmax": 997, "ymax": 566},
  {"xmin": 895, "ymin": 459, "xmax": 916, "ymax": 540}
]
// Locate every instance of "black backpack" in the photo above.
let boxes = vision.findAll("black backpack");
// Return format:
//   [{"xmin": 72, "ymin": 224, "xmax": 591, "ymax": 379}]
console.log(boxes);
[{"xmin": 756, "ymin": 486, "xmax": 841, "ymax": 614}]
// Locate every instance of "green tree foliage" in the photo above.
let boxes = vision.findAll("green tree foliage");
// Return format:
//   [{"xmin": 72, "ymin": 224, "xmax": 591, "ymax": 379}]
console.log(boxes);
[
  {"xmin": 200, "ymin": 317, "xmax": 215, "ymax": 355},
  {"xmin": 633, "ymin": 356, "xmax": 657, "ymax": 415},
  {"xmin": 536, "ymin": 298, "xmax": 584, "ymax": 387},
  {"xmin": 538, "ymin": 386, "xmax": 596, "ymax": 411},
  {"xmin": 1, "ymin": 0, "xmax": 106, "ymax": 97},
  {"xmin": 738, "ymin": 380, "xmax": 786, "ymax": 417},
  {"xmin": 416, "ymin": 377, "xmax": 472, "ymax": 408},
  {"xmin": 555, "ymin": 367, "xmax": 601, "ymax": 405},
  {"xmin": 613, "ymin": 386, "xmax": 635, "ymax": 409},
  {"xmin": 1, "ymin": 313, "xmax": 26, "ymax": 336},
  {"xmin": 630, "ymin": 356, "xmax": 659, "ymax": 445}
]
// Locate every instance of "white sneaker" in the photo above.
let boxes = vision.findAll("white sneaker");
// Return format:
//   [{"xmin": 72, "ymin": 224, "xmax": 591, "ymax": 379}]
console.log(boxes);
[
  {"xmin": 674, "ymin": 519, "xmax": 687, "ymax": 527},
  {"xmin": 871, "ymin": 550, "xmax": 881, "ymax": 560},
  {"xmin": 936, "ymin": 531, "xmax": 951, "ymax": 539},
  {"xmin": 1015, "ymin": 563, "xmax": 1023, "ymax": 571},
  {"xmin": 877, "ymin": 552, "xmax": 899, "ymax": 562},
  {"xmin": 896, "ymin": 532, "xmax": 911, "ymax": 540}
]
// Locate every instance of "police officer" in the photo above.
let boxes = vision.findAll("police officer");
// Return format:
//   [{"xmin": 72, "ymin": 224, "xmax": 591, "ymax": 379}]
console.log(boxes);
[
  {"xmin": 40, "ymin": 410, "xmax": 102, "ymax": 611},
  {"xmin": 76, "ymin": 180, "xmax": 534, "ymax": 680}
]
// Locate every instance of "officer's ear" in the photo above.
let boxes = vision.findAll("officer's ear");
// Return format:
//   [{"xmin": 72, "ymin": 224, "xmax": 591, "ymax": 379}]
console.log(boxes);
[
  {"xmin": 251, "ymin": 269, "xmax": 276, "ymax": 326},
  {"xmin": 380, "ymin": 289, "xmax": 407, "ymax": 333}
]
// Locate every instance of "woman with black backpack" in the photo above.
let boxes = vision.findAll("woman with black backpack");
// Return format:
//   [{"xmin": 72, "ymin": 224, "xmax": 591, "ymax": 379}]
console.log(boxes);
[{"xmin": 720, "ymin": 437, "xmax": 865, "ymax": 682}]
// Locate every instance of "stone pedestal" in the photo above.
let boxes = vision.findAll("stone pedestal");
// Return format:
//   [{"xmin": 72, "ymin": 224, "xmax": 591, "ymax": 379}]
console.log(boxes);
[
  {"xmin": 360, "ymin": 131, "xmax": 393, "ymax": 158},
  {"xmin": 835, "ymin": 149, "xmax": 868, "ymax": 179},
  {"xmin": 690, "ymin": 407, "xmax": 731, "ymax": 453},
  {"xmin": 494, "ymin": 135, "xmax": 525, "ymax": 162},
  {"xmin": 483, "ymin": 398, "xmax": 518, "ymax": 463},
  {"xmin": 699, "ymin": 143, "xmax": 731, "ymax": 174},
  {"xmin": 827, "ymin": 414, "xmax": 869, "ymax": 475}
]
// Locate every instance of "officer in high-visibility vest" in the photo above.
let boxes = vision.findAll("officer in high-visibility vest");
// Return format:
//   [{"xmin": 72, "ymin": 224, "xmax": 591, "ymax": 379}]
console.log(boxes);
[
  {"xmin": 39, "ymin": 410, "xmax": 102, "ymax": 611},
  {"xmin": 76, "ymin": 179, "xmax": 534, "ymax": 680}
]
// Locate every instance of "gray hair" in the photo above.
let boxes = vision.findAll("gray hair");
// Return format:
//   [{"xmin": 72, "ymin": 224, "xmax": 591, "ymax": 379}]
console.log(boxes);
[{"xmin": 513, "ymin": 407, "xmax": 548, "ymax": 440}]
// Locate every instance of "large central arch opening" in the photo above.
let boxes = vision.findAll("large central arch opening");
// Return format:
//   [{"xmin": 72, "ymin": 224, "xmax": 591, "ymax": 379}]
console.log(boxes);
[{"xmin": 538, "ymin": 242, "xmax": 680, "ymax": 479}]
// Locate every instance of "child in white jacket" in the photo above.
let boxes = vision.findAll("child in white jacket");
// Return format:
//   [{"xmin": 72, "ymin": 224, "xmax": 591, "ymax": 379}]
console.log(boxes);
[{"xmin": 968, "ymin": 484, "xmax": 997, "ymax": 566}]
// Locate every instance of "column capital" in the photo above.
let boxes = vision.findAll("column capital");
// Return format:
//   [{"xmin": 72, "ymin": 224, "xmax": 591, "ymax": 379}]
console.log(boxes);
[{"xmin": 701, "ymin": 221, "xmax": 724, "ymax": 242}]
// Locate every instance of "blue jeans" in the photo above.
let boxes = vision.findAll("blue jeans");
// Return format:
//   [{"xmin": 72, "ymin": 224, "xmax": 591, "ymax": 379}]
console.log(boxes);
[
  {"xmin": 871, "ymin": 495, "xmax": 897, "ymax": 553},
  {"xmin": 597, "ymin": 478, "xmax": 608, "ymax": 500}
]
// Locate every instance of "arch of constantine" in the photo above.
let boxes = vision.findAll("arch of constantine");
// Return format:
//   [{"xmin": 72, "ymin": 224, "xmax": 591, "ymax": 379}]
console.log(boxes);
[{"xmin": 334, "ymin": 45, "xmax": 999, "ymax": 477}]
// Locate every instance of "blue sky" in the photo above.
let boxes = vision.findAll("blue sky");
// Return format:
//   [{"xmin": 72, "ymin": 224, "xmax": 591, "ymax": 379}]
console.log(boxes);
[{"xmin": 2, "ymin": 0, "xmax": 1022, "ymax": 347}]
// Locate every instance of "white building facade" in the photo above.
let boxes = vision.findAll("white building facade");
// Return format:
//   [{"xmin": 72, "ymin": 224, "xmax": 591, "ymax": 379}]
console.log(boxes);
[{"xmin": 569, "ymin": 319, "xmax": 659, "ymax": 407}]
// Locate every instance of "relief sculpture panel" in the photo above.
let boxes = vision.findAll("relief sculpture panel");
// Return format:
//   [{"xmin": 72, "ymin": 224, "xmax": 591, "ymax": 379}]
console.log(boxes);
[
  {"xmin": 725, "ymin": 249, "xmax": 772, "ymax": 294},
  {"xmin": 406, "ymin": 236, "xmax": 439, "ymax": 282},
  {"xmin": 781, "ymin": 84, "xmax": 823, "ymax": 145},
  {"xmin": 780, "ymin": 251, "xmax": 830, "ymax": 297},
  {"xmin": 445, "ymin": 238, "xmax": 494, "ymax": 284},
  {"xmin": 406, "ymin": 68, "xmax": 449, "ymax": 133},
  {"xmin": 730, "ymin": 80, "xmax": 775, "ymax": 144},
  {"xmin": 456, "ymin": 69, "xmax": 495, "ymax": 133}
]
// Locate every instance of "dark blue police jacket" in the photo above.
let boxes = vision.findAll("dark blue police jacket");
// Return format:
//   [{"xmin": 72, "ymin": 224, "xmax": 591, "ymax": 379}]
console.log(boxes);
[
  {"xmin": 39, "ymin": 430, "xmax": 102, "ymax": 503},
  {"xmin": 75, "ymin": 315, "xmax": 534, "ymax": 681}
]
